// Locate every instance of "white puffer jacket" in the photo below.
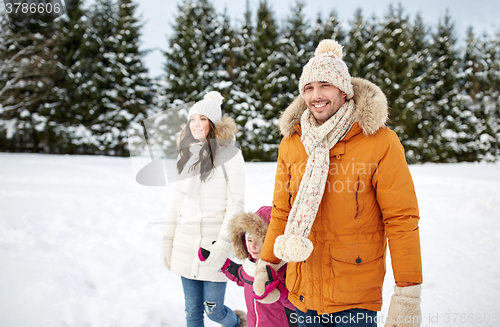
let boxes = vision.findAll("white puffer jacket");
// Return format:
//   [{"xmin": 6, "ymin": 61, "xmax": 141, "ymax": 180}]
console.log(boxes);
[{"xmin": 162, "ymin": 116, "xmax": 245, "ymax": 282}]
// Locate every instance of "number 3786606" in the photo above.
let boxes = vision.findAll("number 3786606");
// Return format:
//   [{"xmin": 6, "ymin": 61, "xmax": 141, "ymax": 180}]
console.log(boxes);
[{"xmin": 5, "ymin": 2, "xmax": 62, "ymax": 14}]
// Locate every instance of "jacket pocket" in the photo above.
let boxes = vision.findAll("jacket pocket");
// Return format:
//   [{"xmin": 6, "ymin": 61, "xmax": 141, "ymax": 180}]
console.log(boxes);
[{"xmin": 329, "ymin": 241, "xmax": 385, "ymax": 304}]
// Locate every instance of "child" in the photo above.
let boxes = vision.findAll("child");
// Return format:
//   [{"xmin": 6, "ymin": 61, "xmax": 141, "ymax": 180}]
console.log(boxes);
[{"xmin": 199, "ymin": 206, "xmax": 297, "ymax": 327}]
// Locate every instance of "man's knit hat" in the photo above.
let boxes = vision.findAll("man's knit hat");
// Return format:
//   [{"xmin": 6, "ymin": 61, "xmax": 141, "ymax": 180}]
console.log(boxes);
[
  {"xmin": 188, "ymin": 91, "xmax": 224, "ymax": 124},
  {"xmin": 298, "ymin": 39, "xmax": 354, "ymax": 99}
]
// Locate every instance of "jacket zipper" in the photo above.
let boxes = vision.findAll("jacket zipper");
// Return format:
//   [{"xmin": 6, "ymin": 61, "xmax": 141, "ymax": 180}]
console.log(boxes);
[
  {"xmin": 354, "ymin": 175, "xmax": 360, "ymax": 219},
  {"xmin": 254, "ymin": 297, "xmax": 259, "ymax": 326}
]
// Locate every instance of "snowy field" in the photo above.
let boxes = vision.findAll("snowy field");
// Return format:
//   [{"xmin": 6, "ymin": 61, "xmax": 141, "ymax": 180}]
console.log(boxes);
[{"xmin": 0, "ymin": 153, "xmax": 499, "ymax": 327}]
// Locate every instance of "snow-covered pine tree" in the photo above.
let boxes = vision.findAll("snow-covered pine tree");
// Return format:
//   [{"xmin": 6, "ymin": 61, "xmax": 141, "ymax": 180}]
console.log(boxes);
[
  {"xmin": 276, "ymin": 0, "xmax": 309, "ymax": 114},
  {"xmin": 310, "ymin": 9, "xmax": 346, "ymax": 53},
  {"xmin": 209, "ymin": 7, "xmax": 235, "ymax": 98},
  {"xmin": 0, "ymin": 7, "xmax": 60, "ymax": 153},
  {"xmin": 71, "ymin": 0, "xmax": 150, "ymax": 156},
  {"xmin": 113, "ymin": 0, "xmax": 153, "ymax": 156},
  {"xmin": 71, "ymin": 0, "xmax": 120, "ymax": 154},
  {"xmin": 458, "ymin": 29, "xmax": 500, "ymax": 161},
  {"xmin": 163, "ymin": 0, "xmax": 222, "ymax": 105},
  {"xmin": 244, "ymin": 0, "xmax": 280, "ymax": 161},
  {"xmin": 421, "ymin": 11, "xmax": 461, "ymax": 162},
  {"xmin": 454, "ymin": 28, "xmax": 489, "ymax": 161},
  {"xmin": 401, "ymin": 13, "xmax": 433, "ymax": 163},
  {"xmin": 483, "ymin": 31, "xmax": 500, "ymax": 159},
  {"xmin": 344, "ymin": 9, "xmax": 379, "ymax": 81},
  {"xmin": 373, "ymin": 5, "xmax": 418, "ymax": 153},
  {"xmin": 226, "ymin": 0, "xmax": 258, "ymax": 159},
  {"xmin": 48, "ymin": 0, "xmax": 91, "ymax": 154}
]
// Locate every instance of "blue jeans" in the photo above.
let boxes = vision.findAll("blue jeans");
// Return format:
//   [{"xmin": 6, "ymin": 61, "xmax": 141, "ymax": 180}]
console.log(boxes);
[
  {"xmin": 295, "ymin": 308, "xmax": 377, "ymax": 327},
  {"xmin": 181, "ymin": 277, "xmax": 240, "ymax": 327}
]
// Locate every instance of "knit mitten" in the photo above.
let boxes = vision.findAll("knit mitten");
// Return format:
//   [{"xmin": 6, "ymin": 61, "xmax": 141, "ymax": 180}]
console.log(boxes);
[
  {"xmin": 385, "ymin": 284, "xmax": 422, "ymax": 327},
  {"xmin": 202, "ymin": 240, "xmax": 232, "ymax": 270},
  {"xmin": 253, "ymin": 260, "xmax": 286, "ymax": 304},
  {"xmin": 161, "ymin": 236, "xmax": 173, "ymax": 269}
]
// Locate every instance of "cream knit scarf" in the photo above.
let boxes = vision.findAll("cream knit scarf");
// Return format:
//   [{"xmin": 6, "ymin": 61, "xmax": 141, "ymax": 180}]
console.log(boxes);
[{"xmin": 274, "ymin": 99, "xmax": 355, "ymax": 262}]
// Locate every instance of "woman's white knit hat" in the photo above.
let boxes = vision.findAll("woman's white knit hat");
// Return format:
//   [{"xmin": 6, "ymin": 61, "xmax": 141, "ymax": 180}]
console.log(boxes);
[
  {"xmin": 298, "ymin": 39, "xmax": 354, "ymax": 99},
  {"xmin": 188, "ymin": 91, "xmax": 224, "ymax": 124}
]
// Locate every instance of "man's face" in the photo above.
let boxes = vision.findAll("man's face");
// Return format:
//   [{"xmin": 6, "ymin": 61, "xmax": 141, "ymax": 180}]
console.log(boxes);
[{"xmin": 303, "ymin": 81, "xmax": 346, "ymax": 125}]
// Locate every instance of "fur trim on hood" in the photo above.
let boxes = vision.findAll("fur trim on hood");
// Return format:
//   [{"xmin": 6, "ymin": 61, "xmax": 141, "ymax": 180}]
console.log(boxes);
[
  {"xmin": 214, "ymin": 116, "xmax": 238, "ymax": 146},
  {"xmin": 279, "ymin": 77, "xmax": 389, "ymax": 138},
  {"xmin": 229, "ymin": 211, "xmax": 270, "ymax": 261}
]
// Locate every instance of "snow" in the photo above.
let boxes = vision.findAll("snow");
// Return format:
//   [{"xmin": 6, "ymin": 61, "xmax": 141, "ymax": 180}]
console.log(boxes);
[{"xmin": 1, "ymin": 153, "xmax": 499, "ymax": 326}]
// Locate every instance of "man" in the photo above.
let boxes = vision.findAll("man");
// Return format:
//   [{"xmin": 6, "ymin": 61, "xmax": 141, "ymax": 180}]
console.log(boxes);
[{"xmin": 253, "ymin": 39, "xmax": 422, "ymax": 327}]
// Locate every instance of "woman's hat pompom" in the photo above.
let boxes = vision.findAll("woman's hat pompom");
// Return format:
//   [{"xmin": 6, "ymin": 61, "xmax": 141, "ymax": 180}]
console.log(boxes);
[{"xmin": 203, "ymin": 91, "xmax": 224, "ymax": 106}]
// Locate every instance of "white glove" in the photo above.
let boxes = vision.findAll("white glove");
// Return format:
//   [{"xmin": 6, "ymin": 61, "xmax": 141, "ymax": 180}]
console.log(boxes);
[
  {"xmin": 385, "ymin": 284, "xmax": 422, "ymax": 327},
  {"xmin": 161, "ymin": 236, "xmax": 173, "ymax": 269},
  {"xmin": 203, "ymin": 240, "xmax": 231, "ymax": 270}
]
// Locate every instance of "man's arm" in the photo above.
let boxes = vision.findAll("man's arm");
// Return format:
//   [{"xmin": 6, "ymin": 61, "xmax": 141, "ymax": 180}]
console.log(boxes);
[
  {"xmin": 373, "ymin": 130, "xmax": 423, "ymax": 284},
  {"xmin": 260, "ymin": 147, "xmax": 292, "ymax": 264}
]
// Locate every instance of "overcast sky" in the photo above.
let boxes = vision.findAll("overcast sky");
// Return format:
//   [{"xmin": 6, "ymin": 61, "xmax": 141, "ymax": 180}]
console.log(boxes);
[{"xmin": 135, "ymin": 0, "xmax": 500, "ymax": 77}]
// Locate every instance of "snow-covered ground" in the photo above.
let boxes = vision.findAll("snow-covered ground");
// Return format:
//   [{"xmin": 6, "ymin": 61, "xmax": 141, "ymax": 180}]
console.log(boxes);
[{"xmin": 0, "ymin": 153, "xmax": 499, "ymax": 327}]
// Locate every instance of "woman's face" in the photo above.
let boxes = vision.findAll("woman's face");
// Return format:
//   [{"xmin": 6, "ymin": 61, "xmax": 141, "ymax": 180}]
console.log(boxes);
[{"xmin": 189, "ymin": 114, "xmax": 211, "ymax": 141}]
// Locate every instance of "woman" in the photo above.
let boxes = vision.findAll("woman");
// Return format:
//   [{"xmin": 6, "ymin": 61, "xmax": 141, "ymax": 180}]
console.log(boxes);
[{"xmin": 161, "ymin": 91, "xmax": 246, "ymax": 327}]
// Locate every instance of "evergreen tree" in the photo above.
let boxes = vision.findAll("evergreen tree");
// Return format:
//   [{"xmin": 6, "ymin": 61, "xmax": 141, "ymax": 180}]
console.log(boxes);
[
  {"xmin": 401, "ymin": 13, "xmax": 433, "ymax": 162},
  {"xmin": 454, "ymin": 28, "xmax": 488, "ymax": 161},
  {"xmin": 421, "ymin": 11, "xmax": 461, "ymax": 162},
  {"xmin": 49, "ymin": 0, "xmax": 91, "ymax": 154},
  {"xmin": 374, "ymin": 5, "xmax": 416, "ymax": 146},
  {"xmin": 226, "ymin": 0, "xmax": 259, "ymax": 158},
  {"xmin": 310, "ymin": 10, "xmax": 346, "ymax": 53},
  {"xmin": 484, "ymin": 31, "xmax": 500, "ymax": 159},
  {"xmin": 210, "ymin": 7, "xmax": 236, "ymax": 97},
  {"xmin": 163, "ymin": 0, "xmax": 222, "ymax": 105},
  {"xmin": 344, "ymin": 9, "xmax": 379, "ymax": 81},
  {"xmin": 278, "ymin": 0, "xmax": 309, "ymax": 109},
  {"xmin": 0, "ymin": 7, "xmax": 60, "ymax": 152},
  {"xmin": 113, "ymin": 0, "xmax": 153, "ymax": 155},
  {"xmin": 244, "ymin": 0, "xmax": 280, "ymax": 161},
  {"xmin": 459, "ymin": 30, "xmax": 500, "ymax": 161},
  {"xmin": 72, "ymin": 0, "xmax": 151, "ymax": 155}
]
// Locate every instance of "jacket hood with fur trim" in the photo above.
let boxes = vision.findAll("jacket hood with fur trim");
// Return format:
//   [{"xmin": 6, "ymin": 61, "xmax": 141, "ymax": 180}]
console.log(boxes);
[
  {"xmin": 279, "ymin": 77, "xmax": 389, "ymax": 138},
  {"xmin": 229, "ymin": 211, "xmax": 269, "ymax": 261},
  {"xmin": 214, "ymin": 116, "xmax": 238, "ymax": 146}
]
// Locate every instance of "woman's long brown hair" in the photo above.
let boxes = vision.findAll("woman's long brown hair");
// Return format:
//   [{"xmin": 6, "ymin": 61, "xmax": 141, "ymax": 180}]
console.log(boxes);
[{"xmin": 176, "ymin": 119, "xmax": 217, "ymax": 182}]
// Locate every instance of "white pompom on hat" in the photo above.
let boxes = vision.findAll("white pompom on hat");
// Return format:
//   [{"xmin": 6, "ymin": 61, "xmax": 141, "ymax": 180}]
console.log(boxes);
[
  {"xmin": 298, "ymin": 39, "xmax": 354, "ymax": 99},
  {"xmin": 188, "ymin": 91, "xmax": 224, "ymax": 124}
]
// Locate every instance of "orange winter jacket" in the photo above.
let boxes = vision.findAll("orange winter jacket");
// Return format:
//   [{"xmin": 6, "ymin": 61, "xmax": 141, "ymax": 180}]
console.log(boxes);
[{"xmin": 260, "ymin": 78, "xmax": 423, "ymax": 314}]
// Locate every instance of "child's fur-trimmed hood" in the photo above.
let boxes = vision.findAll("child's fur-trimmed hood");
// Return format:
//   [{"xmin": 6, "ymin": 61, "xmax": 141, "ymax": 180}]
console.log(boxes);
[
  {"xmin": 229, "ymin": 210, "xmax": 270, "ymax": 261},
  {"xmin": 279, "ymin": 77, "xmax": 389, "ymax": 138}
]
